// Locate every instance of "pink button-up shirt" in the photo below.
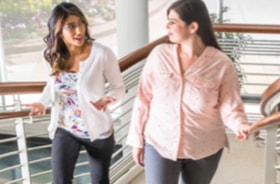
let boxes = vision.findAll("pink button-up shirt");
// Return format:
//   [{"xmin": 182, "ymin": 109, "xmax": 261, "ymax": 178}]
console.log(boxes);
[{"xmin": 126, "ymin": 43, "xmax": 248, "ymax": 161}]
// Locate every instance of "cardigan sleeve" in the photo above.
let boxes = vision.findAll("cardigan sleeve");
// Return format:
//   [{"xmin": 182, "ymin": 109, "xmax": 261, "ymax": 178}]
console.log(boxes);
[
  {"xmin": 38, "ymin": 60, "xmax": 52, "ymax": 107},
  {"xmin": 103, "ymin": 48, "xmax": 126, "ymax": 102}
]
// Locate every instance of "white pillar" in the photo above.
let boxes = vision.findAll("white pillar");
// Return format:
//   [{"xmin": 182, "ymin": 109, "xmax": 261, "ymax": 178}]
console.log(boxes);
[
  {"xmin": 115, "ymin": 0, "xmax": 149, "ymax": 58},
  {"xmin": 218, "ymin": 0, "xmax": 224, "ymax": 23},
  {"xmin": 0, "ymin": 12, "xmax": 7, "ymax": 82}
]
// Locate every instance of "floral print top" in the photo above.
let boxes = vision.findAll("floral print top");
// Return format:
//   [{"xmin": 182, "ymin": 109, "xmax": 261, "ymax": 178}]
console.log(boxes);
[{"xmin": 55, "ymin": 72, "xmax": 89, "ymax": 139}]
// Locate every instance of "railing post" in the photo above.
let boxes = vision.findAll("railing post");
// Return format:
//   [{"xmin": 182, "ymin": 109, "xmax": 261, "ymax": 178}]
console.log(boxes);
[
  {"xmin": 264, "ymin": 125, "xmax": 278, "ymax": 184},
  {"xmin": 13, "ymin": 93, "xmax": 31, "ymax": 184},
  {"xmin": 15, "ymin": 118, "xmax": 31, "ymax": 184}
]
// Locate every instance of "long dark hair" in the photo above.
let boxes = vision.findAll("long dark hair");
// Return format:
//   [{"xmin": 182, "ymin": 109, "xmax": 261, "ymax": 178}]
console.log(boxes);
[
  {"xmin": 167, "ymin": 0, "xmax": 221, "ymax": 50},
  {"xmin": 43, "ymin": 2, "xmax": 94, "ymax": 75}
]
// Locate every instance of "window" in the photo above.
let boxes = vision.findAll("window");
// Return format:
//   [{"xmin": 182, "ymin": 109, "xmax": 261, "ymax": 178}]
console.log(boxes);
[{"xmin": 0, "ymin": 0, "xmax": 115, "ymax": 82}]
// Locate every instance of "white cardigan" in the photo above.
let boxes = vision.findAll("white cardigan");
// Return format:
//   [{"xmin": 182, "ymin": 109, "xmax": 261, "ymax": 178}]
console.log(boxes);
[{"xmin": 39, "ymin": 42, "xmax": 126, "ymax": 141}]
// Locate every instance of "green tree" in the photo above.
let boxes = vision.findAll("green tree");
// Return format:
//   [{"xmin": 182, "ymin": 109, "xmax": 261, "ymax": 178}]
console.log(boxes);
[
  {"xmin": 0, "ymin": 0, "xmax": 56, "ymax": 39},
  {"xmin": 0, "ymin": 0, "xmax": 116, "ymax": 40},
  {"xmin": 0, "ymin": 0, "xmax": 54, "ymax": 23}
]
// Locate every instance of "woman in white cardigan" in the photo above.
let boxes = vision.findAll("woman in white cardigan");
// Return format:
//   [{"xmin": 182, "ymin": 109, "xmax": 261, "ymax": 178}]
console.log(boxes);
[{"xmin": 26, "ymin": 2, "xmax": 126, "ymax": 184}]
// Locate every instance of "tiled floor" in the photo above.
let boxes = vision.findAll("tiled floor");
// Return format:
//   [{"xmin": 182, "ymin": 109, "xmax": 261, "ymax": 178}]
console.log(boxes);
[{"xmin": 129, "ymin": 133, "xmax": 265, "ymax": 184}]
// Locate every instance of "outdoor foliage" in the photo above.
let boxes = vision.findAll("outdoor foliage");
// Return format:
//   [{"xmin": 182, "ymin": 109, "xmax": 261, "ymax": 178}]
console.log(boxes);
[
  {"xmin": 0, "ymin": 0, "xmax": 115, "ymax": 40},
  {"xmin": 0, "ymin": 0, "xmax": 57, "ymax": 39}
]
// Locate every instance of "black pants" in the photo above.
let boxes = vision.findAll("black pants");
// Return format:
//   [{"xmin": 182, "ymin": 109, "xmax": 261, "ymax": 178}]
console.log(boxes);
[
  {"xmin": 51, "ymin": 128, "xmax": 115, "ymax": 184},
  {"xmin": 144, "ymin": 143, "xmax": 223, "ymax": 184}
]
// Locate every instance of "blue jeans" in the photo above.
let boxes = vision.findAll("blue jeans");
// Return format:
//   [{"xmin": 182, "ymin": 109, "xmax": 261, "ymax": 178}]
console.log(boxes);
[
  {"xmin": 51, "ymin": 128, "xmax": 115, "ymax": 184},
  {"xmin": 144, "ymin": 143, "xmax": 223, "ymax": 184}
]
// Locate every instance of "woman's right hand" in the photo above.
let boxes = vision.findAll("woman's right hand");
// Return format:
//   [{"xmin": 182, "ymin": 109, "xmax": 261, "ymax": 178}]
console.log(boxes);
[
  {"xmin": 90, "ymin": 96, "xmax": 116, "ymax": 112},
  {"xmin": 132, "ymin": 147, "xmax": 144, "ymax": 167},
  {"xmin": 25, "ymin": 103, "xmax": 46, "ymax": 116}
]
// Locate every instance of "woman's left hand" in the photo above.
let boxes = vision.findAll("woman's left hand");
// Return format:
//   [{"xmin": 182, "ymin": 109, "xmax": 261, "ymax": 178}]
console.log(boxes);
[
  {"xmin": 90, "ymin": 96, "xmax": 116, "ymax": 111},
  {"xmin": 237, "ymin": 122, "xmax": 250, "ymax": 140}
]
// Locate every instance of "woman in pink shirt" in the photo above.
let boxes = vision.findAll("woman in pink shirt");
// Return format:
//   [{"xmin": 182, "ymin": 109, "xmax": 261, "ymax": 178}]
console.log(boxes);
[{"xmin": 126, "ymin": 0, "xmax": 250, "ymax": 183}]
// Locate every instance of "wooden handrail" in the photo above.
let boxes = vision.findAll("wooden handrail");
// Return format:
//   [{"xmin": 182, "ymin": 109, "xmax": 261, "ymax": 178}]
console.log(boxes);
[
  {"xmin": 213, "ymin": 23, "xmax": 280, "ymax": 34},
  {"xmin": 0, "ymin": 82, "xmax": 46, "ymax": 95},
  {"xmin": 259, "ymin": 78, "xmax": 280, "ymax": 116},
  {"xmin": 0, "ymin": 111, "xmax": 31, "ymax": 119},
  {"xmin": 249, "ymin": 111, "xmax": 280, "ymax": 134},
  {"xmin": 1, "ymin": 23, "xmax": 280, "ymax": 122},
  {"xmin": 119, "ymin": 35, "xmax": 169, "ymax": 71},
  {"xmin": 247, "ymin": 77, "xmax": 280, "ymax": 134}
]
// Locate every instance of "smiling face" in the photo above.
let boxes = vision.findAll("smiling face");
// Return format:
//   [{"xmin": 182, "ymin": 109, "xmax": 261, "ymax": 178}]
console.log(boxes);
[
  {"xmin": 166, "ymin": 10, "xmax": 190, "ymax": 43},
  {"xmin": 61, "ymin": 14, "xmax": 86, "ymax": 48}
]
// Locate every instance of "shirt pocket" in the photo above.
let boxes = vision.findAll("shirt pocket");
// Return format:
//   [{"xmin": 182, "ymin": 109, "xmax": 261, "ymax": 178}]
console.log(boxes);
[
  {"xmin": 192, "ymin": 77, "xmax": 218, "ymax": 90},
  {"xmin": 153, "ymin": 72, "xmax": 176, "ymax": 98},
  {"xmin": 186, "ymin": 77, "xmax": 219, "ymax": 112}
]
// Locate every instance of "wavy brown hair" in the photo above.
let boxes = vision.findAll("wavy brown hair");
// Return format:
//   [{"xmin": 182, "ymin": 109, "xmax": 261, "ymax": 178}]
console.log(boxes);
[
  {"xmin": 43, "ymin": 2, "xmax": 94, "ymax": 75},
  {"xmin": 167, "ymin": 0, "xmax": 221, "ymax": 50}
]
